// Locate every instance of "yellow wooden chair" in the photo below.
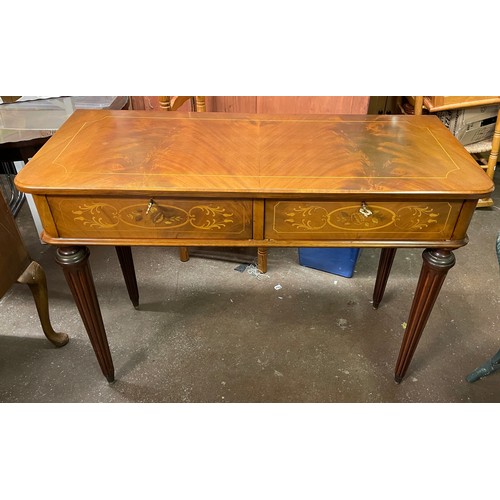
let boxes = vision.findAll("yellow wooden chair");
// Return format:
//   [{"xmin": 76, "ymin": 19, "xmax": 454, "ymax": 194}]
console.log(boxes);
[{"xmin": 159, "ymin": 96, "xmax": 206, "ymax": 113}]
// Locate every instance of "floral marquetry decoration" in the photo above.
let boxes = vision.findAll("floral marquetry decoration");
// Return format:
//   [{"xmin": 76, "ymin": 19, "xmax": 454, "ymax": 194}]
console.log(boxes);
[
  {"xmin": 72, "ymin": 203, "xmax": 119, "ymax": 229},
  {"xmin": 271, "ymin": 201, "xmax": 450, "ymax": 237},
  {"xmin": 71, "ymin": 201, "xmax": 238, "ymax": 231},
  {"xmin": 393, "ymin": 206, "xmax": 439, "ymax": 230}
]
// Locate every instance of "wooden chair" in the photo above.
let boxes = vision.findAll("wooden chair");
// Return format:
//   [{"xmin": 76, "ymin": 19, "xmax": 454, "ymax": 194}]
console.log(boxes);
[
  {"xmin": 158, "ymin": 96, "xmax": 268, "ymax": 273},
  {"xmin": 0, "ymin": 190, "xmax": 68, "ymax": 347},
  {"xmin": 159, "ymin": 96, "xmax": 206, "ymax": 113}
]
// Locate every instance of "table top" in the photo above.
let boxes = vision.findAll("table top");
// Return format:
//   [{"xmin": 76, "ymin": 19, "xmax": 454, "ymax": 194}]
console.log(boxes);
[{"xmin": 15, "ymin": 110, "xmax": 494, "ymax": 199}]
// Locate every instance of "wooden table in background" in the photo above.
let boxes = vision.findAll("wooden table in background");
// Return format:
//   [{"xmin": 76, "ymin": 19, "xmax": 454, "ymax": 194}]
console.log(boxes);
[{"xmin": 15, "ymin": 111, "xmax": 494, "ymax": 383}]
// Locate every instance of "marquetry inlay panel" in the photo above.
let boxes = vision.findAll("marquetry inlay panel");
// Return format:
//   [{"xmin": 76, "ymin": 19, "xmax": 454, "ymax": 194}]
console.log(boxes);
[
  {"xmin": 265, "ymin": 200, "xmax": 463, "ymax": 240},
  {"xmin": 47, "ymin": 197, "xmax": 253, "ymax": 239}
]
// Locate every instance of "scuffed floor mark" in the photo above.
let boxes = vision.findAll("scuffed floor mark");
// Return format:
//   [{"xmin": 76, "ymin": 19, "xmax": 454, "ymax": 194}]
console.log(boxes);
[{"xmin": 337, "ymin": 318, "xmax": 348, "ymax": 330}]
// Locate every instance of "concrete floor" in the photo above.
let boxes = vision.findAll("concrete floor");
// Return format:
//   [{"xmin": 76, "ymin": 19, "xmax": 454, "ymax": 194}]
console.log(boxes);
[{"xmin": 2, "ymin": 178, "xmax": 500, "ymax": 402}]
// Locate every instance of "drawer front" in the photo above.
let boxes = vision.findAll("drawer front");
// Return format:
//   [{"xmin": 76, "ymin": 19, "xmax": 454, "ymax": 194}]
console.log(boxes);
[
  {"xmin": 265, "ymin": 200, "xmax": 463, "ymax": 241},
  {"xmin": 48, "ymin": 196, "xmax": 253, "ymax": 239}
]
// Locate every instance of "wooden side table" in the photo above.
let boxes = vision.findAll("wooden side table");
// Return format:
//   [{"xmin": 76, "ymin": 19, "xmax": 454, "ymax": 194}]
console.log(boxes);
[{"xmin": 14, "ymin": 111, "xmax": 494, "ymax": 383}]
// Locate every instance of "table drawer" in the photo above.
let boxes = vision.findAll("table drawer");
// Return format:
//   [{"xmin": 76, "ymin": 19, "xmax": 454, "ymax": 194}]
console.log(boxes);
[
  {"xmin": 47, "ymin": 196, "xmax": 253, "ymax": 239},
  {"xmin": 265, "ymin": 200, "xmax": 463, "ymax": 241}
]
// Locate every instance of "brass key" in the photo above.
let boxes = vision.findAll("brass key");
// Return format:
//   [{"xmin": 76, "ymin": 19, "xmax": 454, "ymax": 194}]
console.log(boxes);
[
  {"xmin": 145, "ymin": 199, "xmax": 155, "ymax": 215},
  {"xmin": 359, "ymin": 201, "xmax": 373, "ymax": 217}
]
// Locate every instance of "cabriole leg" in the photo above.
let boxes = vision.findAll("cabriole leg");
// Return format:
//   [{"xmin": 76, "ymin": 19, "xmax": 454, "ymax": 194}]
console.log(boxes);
[{"xmin": 17, "ymin": 261, "xmax": 69, "ymax": 347}]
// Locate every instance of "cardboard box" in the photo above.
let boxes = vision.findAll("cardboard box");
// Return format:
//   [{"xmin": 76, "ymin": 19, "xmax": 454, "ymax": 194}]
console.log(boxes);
[
  {"xmin": 0, "ymin": 96, "xmax": 22, "ymax": 103},
  {"xmin": 437, "ymin": 105, "xmax": 499, "ymax": 146}
]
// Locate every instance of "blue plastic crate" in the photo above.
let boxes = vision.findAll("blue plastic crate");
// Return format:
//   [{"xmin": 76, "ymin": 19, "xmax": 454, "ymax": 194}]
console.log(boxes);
[{"xmin": 298, "ymin": 247, "xmax": 361, "ymax": 278}]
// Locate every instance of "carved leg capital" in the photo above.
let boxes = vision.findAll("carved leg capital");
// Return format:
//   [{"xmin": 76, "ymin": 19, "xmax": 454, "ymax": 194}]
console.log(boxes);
[
  {"xmin": 55, "ymin": 245, "xmax": 90, "ymax": 268},
  {"xmin": 422, "ymin": 248, "xmax": 456, "ymax": 270}
]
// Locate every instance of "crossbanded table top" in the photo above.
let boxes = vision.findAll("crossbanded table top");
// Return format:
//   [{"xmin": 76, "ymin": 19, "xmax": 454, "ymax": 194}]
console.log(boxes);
[{"xmin": 15, "ymin": 110, "xmax": 494, "ymax": 199}]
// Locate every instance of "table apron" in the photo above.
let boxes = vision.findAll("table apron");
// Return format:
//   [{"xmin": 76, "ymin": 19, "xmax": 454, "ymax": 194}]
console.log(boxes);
[{"xmin": 36, "ymin": 195, "xmax": 476, "ymax": 249}]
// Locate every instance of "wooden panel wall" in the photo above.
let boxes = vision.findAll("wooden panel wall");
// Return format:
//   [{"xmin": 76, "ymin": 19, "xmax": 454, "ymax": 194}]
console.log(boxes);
[
  {"xmin": 256, "ymin": 96, "xmax": 369, "ymax": 114},
  {"xmin": 131, "ymin": 96, "xmax": 370, "ymax": 115},
  {"xmin": 206, "ymin": 96, "xmax": 257, "ymax": 113}
]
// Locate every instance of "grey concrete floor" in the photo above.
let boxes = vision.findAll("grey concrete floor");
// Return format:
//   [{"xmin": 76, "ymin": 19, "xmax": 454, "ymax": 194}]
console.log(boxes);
[{"xmin": 2, "ymin": 178, "xmax": 500, "ymax": 402}]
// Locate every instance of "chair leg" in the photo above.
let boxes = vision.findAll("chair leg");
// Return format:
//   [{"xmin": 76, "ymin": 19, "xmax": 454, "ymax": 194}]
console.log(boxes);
[
  {"xmin": 179, "ymin": 247, "xmax": 190, "ymax": 262},
  {"xmin": 258, "ymin": 247, "xmax": 267, "ymax": 274},
  {"xmin": 178, "ymin": 246, "xmax": 267, "ymax": 272},
  {"xmin": 17, "ymin": 260, "xmax": 69, "ymax": 347},
  {"xmin": 466, "ymin": 348, "xmax": 500, "ymax": 382},
  {"xmin": 485, "ymin": 108, "xmax": 500, "ymax": 181}
]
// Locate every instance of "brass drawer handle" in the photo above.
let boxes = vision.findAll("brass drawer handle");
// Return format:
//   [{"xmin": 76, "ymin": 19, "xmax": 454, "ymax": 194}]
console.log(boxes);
[{"xmin": 359, "ymin": 201, "xmax": 373, "ymax": 218}]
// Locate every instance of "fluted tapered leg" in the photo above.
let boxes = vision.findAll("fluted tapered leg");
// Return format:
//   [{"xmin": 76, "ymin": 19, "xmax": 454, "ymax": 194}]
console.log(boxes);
[
  {"xmin": 56, "ymin": 246, "xmax": 114, "ymax": 382},
  {"xmin": 373, "ymin": 248, "xmax": 397, "ymax": 309},
  {"xmin": 115, "ymin": 246, "xmax": 139, "ymax": 308},
  {"xmin": 395, "ymin": 248, "xmax": 455, "ymax": 383},
  {"xmin": 17, "ymin": 260, "xmax": 69, "ymax": 347}
]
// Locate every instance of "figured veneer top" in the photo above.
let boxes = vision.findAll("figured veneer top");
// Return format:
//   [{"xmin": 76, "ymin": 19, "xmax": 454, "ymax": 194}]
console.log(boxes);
[{"xmin": 15, "ymin": 110, "xmax": 494, "ymax": 198}]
